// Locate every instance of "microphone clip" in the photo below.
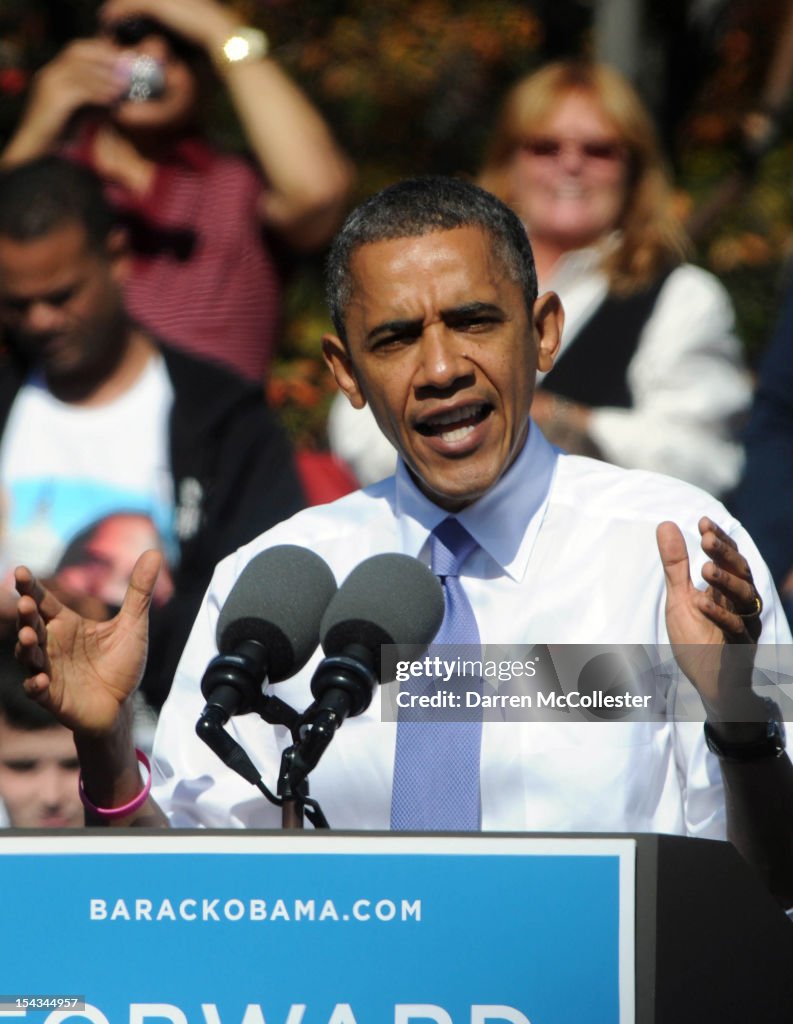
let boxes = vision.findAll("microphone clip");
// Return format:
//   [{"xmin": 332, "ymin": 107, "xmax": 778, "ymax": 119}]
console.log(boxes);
[
  {"xmin": 200, "ymin": 639, "xmax": 268, "ymax": 716},
  {"xmin": 281, "ymin": 649, "xmax": 378, "ymax": 794},
  {"xmin": 308, "ymin": 649, "xmax": 378, "ymax": 719}
]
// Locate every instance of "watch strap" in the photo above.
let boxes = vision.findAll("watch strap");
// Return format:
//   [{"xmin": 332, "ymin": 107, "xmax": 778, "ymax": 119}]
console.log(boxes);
[{"xmin": 704, "ymin": 698, "xmax": 786, "ymax": 762}]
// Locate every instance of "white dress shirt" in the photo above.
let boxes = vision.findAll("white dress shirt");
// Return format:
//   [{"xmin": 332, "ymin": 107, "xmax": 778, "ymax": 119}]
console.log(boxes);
[
  {"xmin": 542, "ymin": 253, "xmax": 751, "ymax": 496},
  {"xmin": 152, "ymin": 424, "xmax": 789, "ymax": 833},
  {"xmin": 328, "ymin": 258, "xmax": 751, "ymax": 497}
]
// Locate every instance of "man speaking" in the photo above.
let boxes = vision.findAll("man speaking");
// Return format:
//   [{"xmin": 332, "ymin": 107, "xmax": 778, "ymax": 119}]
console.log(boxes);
[{"xmin": 15, "ymin": 176, "xmax": 793, "ymax": 906}]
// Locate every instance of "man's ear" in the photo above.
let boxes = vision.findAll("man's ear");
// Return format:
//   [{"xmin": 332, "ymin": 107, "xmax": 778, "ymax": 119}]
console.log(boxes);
[
  {"xmin": 322, "ymin": 333, "xmax": 367, "ymax": 409},
  {"xmin": 532, "ymin": 290, "xmax": 564, "ymax": 373},
  {"xmin": 106, "ymin": 227, "xmax": 131, "ymax": 284}
]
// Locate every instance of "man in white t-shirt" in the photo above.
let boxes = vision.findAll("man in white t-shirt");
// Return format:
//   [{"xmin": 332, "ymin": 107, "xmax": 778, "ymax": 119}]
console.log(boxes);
[
  {"xmin": 12, "ymin": 175, "xmax": 793, "ymax": 909},
  {"xmin": 0, "ymin": 155, "xmax": 305, "ymax": 708}
]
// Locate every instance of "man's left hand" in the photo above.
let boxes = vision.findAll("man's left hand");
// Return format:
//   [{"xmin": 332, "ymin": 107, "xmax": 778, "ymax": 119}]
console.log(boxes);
[{"xmin": 657, "ymin": 516, "xmax": 763, "ymax": 717}]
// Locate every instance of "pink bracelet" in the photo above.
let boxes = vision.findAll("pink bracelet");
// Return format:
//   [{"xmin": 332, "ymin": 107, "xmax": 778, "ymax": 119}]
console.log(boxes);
[{"xmin": 79, "ymin": 748, "xmax": 152, "ymax": 820}]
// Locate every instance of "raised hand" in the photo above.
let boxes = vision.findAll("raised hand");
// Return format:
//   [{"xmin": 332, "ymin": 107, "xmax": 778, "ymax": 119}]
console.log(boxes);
[
  {"xmin": 657, "ymin": 516, "xmax": 763, "ymax": 716},
  {"xmin": 2, "ymin": 39, "xmax": 124, "ymax": 164},
  {"xmin": 99, "ymin": 0, "xmax": 237, "ymax": 53},
  {"xmin": 15, "ymin": 550, "xmax": 161, "ymax": 736}
]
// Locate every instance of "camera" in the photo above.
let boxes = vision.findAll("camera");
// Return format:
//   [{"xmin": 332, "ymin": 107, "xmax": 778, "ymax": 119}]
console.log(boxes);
[{"xmin": 118, "ymin": 53, "xmax": 165, "ymax": 103}]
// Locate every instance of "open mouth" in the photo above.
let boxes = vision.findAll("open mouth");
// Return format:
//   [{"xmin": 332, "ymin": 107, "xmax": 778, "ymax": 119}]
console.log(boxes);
[{"xmin": 417, "ymin": 403, "xmax": 491, "ymax": 444}]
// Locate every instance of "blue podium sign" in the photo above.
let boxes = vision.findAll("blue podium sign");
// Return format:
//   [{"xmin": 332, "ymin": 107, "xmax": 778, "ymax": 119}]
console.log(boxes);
[{"xmin": 0, "ymin": 833, "xmax": 635, "ymax": 1024}]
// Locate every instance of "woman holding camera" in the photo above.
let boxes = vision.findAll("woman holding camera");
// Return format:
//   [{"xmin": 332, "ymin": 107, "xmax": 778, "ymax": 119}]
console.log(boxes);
[{"xmin": 1, "ymin": 0, "xmax": 354, "ymax": 383}]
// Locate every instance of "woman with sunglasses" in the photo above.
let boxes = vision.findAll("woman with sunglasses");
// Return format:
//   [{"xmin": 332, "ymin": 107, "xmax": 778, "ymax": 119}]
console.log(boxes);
[
  {"xmin": 1, "ymin": 0, "xmax": 353, "ymax": 384},
  {"xmin": 476, "ymin": 60, "xmax": 750, "ymax": 497}
]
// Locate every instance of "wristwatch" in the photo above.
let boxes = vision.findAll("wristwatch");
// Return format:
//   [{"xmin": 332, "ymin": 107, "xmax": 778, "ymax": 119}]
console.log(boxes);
[
  {"xmin": 218, "ymin": 26, "xmax": 269, "ymax": 66},
  {"xmin": 704, "ymin": 698, "xmax": 787, "ymax": 761}
]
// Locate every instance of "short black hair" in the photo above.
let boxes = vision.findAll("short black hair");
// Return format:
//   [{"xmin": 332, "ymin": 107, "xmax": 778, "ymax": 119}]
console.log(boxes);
[
  {"xmin": 326, "ymin": 175, "xmax": 538, "ymax": 342},
  {"xmin": 0, "ymin": 156, "xmax": 115, "ymax": 251}
]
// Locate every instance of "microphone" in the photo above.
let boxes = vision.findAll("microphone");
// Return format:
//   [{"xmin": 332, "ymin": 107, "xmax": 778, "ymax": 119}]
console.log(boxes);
[
  {"xmin": 286, "ymin": 553, "xmax": 444, "ymax": 785},
  {"xmin": 196, "ymin": 545, "xmax": 337, "ymax": 783}
]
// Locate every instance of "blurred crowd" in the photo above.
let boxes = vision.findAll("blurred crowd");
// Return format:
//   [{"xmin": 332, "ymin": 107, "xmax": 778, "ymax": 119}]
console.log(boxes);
[{"xmin": 1, "ymin": 0, "xmax": 793, "ymax": 827}]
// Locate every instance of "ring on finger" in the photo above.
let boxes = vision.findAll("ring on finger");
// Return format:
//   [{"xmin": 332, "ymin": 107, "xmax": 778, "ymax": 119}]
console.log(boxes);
[{"xmin": 739, "ymin": 594, "xmax": 763, "ymax": 620}]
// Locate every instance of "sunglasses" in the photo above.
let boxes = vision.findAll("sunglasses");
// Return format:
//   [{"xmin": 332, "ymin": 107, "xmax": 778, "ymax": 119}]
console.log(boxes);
[
  {"xmin": 520, "ymin": 136, "xmax": 627, "ymax": 162},
  {"xmin": 103, "ymin": 16, "xmax": 201, "ymax": 63}
]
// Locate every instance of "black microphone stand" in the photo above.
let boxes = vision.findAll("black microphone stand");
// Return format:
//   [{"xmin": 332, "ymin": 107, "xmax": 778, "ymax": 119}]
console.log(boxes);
[
  {"xmin": 198, "ymin": 642, "xmax": 377, "ymax": 829},
  {"xmin": 196, "ymin": 646, "xmax": 330, "ymax": 829},
  {"xmin": 277, "ymin": 644, "xmax": 377, "ymax": 826}
]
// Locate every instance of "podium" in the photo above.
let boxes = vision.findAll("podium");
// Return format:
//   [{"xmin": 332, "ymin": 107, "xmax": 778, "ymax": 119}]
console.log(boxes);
[
  {"xmin": 0, "ymin": 831, "xmax": 790, "ymax": 1023},
  {"xmin": 633, "ymin": 833, "xmax": 793, "ymax": 1022}
]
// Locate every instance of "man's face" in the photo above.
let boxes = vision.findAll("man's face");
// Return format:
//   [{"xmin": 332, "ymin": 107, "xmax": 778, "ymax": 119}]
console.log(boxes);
[
  {"xmin": 0, "ymin": 222, "xmax": 128, "ymax": 388},
  {"xmin": 0, "ymin": 717, "xmax": 82, "ymax": 828},
  {"xmin": 324, "ymin": 226, "xmax": 562, "ymax": 510}
]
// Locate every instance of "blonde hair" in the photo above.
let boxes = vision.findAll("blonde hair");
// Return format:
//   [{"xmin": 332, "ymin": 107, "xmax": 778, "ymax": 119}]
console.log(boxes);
[{"xmin": 478, "ymin": 60, "xmax": 689, "ymax": 293}]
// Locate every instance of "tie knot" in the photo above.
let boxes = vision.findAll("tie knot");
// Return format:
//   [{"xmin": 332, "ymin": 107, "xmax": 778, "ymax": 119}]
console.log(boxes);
[{"xmin": 431, "ymin": 517, "xmax": 478, "ymax": 577}]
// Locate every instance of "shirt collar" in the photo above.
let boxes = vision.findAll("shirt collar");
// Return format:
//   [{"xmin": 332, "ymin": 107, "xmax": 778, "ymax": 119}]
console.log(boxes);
[
  {"xmin": 544, "ymin": 232, "xmax": 620, "ymax": 290},
  {"xmin": 394, "ymin": 421, "xmax": 559, "ymax": 580},
  {"xmin": 71, "ymin": 119, "xmax": 215, "ymax": 171}
]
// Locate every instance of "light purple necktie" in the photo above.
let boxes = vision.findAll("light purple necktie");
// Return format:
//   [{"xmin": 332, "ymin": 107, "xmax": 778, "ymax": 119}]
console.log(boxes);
[{"xmin": 391, "ymin": 517, "xmax": 483, "ymax": 830}]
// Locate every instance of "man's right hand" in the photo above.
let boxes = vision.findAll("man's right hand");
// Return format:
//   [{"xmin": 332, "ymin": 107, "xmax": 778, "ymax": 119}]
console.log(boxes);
[{"xmin": 14, "ymin": 550, "xmax": 161, "ymax": 737}]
